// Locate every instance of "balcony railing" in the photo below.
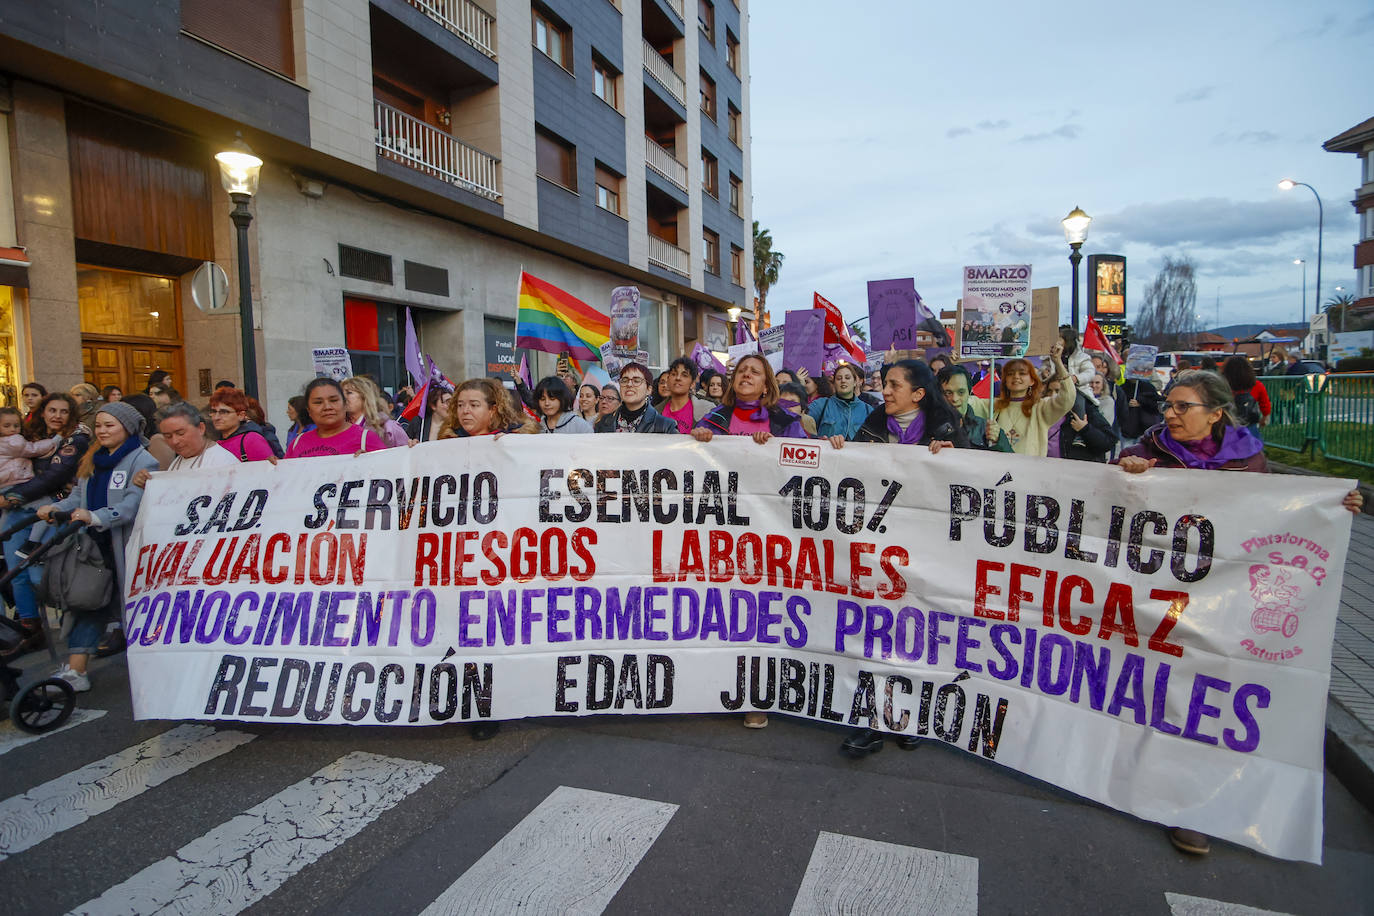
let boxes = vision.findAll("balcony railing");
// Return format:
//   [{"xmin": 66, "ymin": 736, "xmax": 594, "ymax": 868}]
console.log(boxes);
[
  {"xmin": 406, "ymin": 0, "xmax": 497, "ymax": 59},
  {"xmin": 642, "ymin": 40, "xmax": 686, "ymax": 106},
  {"xmin": 374, "ymin": 100, "xmax": 501, "ymax": 201},
  {"xmin": 648, "ymin": 235, "xmax": 689, "ymax": 276},
  {"xmin": 663, "ymin": 0, "xmax": 685, "ymax": 19},
  {"xmin": 644, "ymin": 136, "xmax": 687, "ymax": 190}
]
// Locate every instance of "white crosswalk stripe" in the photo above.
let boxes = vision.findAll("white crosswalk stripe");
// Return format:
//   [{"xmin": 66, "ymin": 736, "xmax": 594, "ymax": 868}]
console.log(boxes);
[
  {"xmin": 1166, "ymin": 892, "xmax": 1295, "ymax": 916},
  {"xmin": 0, "ymin": 723, "xmax": 254, "ymax": 861},
  {"xmin": 789, "ymin": 831, "xmax": 979, "ymax": 916},
  {"xmin": 70, "ymin": 751, "xmax": 442, "ymax": 916},
  {"xmin": 0, "ymin": 708, "xmax": 107, "ymax": 757},
  {"xmin": 420, "ymin": 785, "xmax": 678, "ymax": 916}
]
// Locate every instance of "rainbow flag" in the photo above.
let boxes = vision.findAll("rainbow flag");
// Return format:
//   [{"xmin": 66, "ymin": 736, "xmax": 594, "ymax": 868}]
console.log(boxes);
[{"xmin": 515, "ymin": 272, "xmax": 609, "ymax": 361}]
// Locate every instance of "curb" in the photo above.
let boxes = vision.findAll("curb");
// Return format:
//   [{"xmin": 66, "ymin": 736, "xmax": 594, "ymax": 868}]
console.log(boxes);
[
  {"xmin": 1267, "ymin": 458, "xmax": 1374, "ymax": 516},
  {"xmin": 1326, "ymin": 697, "xmax": 1374, "ymax": 814}
]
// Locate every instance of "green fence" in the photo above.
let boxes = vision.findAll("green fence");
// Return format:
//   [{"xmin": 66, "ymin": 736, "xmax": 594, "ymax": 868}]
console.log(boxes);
[{"xmin": 1260, "ymin": 373, "xmax": 1374, "ymax": 468}]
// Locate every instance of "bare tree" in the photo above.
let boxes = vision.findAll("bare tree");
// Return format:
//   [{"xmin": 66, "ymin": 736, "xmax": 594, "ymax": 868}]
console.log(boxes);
[{"xmin": 1134, "ymin": 255, "xmax": 1199, "ymax": 350}]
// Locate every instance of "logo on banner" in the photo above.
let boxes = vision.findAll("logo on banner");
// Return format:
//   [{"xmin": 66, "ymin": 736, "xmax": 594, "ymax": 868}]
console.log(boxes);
[
  {"xmin": 1238, "ymin": 532, "xmax": 1332, "ymax": 662},
  {"xmin": 779, "ymin": 443, "xmax": 820, "ymax": 468}
]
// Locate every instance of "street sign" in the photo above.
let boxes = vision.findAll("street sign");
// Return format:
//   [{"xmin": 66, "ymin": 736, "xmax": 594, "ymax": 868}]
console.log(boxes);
[{"xmin": 190, "ymin": 261, "xmax": 230, "ymax": 313}]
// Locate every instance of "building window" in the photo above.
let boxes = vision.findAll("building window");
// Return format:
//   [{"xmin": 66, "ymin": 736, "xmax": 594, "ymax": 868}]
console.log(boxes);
[
  {"xmin": 532, "ymin": 7, "xmax": 571, "ymax": 71},
  {"xmin": 182, "ymin": 0, "xmax": 294, "ymax": 78},
  {"xmin": 727, "ymin": 103, "xmax": 741, "ymax": 146},
  {"xmin": 726, "ymin": 30, "xmax": 740, "ymax": 75},
  {"xmin": 593, "ymin": 54, "xmax": 621, "ymax": 110},
  {"xmin": 729, "ymin": 173, "xmax": 742, "ymax": 215},
  {"xmin": 1363, "ymin": 207, "xmax": 1374, "ymax": 242},
  {"xmin": 698, "ymin": 0, "xmax": 715, "ymax": 42},
  {"xmin": 536, "ymin": 127, "xmax": 577, "ymax": 190},
  {"xmin": 700, "ymin": 70, "xmax": 716, "ymax": 120},
  {"xmin": 595, "ymin": 163, "xmax": 623, "ymax": 216},
  {"xmin": 1364, "ymin": 265, "xmax": 1374, "ymax": 298},
  {"xmin": 703, "ymin": 229, "xmax": 720, "ymax": 276},
  {"xmin": 701, "ymin": 149, "xmax": 718, "ymax": 198},
  {"xmin": 730, "ymin": 244, "xmax": 743, "ymax": 285}
]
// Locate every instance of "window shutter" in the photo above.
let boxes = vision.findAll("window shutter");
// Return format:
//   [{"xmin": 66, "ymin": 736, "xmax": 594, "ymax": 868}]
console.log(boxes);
[{"xmin": 182, "ymin": 0, "xmax": 295, "ymax": 79}]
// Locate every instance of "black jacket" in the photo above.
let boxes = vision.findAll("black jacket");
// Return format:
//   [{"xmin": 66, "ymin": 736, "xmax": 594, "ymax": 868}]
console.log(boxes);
[
  {"xmin": 1118, "ymin": 380, "xmax": 1163, "ymax": 438},
  {"xmin": 854, "ymin": 404, "xmax": 970, "ymax": 447},
  {"xmin": 697, "ymin": 403, "xmax": 808, "ymax": 438},
  {"xmin": 1060, "ymin": 392, "xmax": 1116, "ymax": 462},
  {"xmin": 959, "ymin": 410, "xmax": 1013, "ymax": 452},
  {"xmin": 594, "ymin": 403, "xmax": 679, "ymax": 434},
  {"xmin": 6, "ymin": 427, "xmax": 92, "ymax": 504},
  {"xmin": 407, "ymin": 412, "xmax": 442, "ymax": 441}
]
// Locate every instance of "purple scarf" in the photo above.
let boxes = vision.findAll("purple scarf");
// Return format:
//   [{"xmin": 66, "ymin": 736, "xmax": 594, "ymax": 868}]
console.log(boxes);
[
  {"xmin": 886, "ymin": 410, "xmax": 926, "ymax": 445},
  {"xmin": 732, "ymin": 399, "xmax": 770, "ymax": 423},
  {"xmin": 1159, "ymin": 425, "xmax": 1263, "ymax": 470}
]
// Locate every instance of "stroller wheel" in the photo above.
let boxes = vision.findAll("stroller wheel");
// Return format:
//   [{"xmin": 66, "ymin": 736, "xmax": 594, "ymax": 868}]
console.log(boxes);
[{"xmin": 10, "ymin": 677, "xmax": 76, "ymax": 734}]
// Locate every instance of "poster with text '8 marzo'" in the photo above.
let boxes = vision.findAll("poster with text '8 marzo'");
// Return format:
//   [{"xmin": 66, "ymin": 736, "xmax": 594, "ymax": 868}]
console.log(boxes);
[{"xmin": 124, "ymin": 436, "xmax": 1353, "ymax": 862}]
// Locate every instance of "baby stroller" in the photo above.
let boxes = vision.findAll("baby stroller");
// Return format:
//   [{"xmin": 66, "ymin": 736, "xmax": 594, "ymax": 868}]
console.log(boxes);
[{"xmin": 0, "ymin": 512, "xmax": 89, "ymax": 733}]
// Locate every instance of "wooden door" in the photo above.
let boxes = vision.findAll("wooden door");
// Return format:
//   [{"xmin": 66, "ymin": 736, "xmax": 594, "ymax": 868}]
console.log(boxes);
[
  {"xmin": 82, "ymin": 342, "xmax": 183, "ymax": 394},
  {"xmin": 82, "ymin": 344, "xmax": 124, "ymax": 391}
]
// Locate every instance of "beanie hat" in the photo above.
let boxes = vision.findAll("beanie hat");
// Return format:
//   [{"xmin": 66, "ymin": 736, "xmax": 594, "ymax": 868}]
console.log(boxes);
[{"xmin": 97, "ymin": 401, "xmax": 145, "ymax": 438}]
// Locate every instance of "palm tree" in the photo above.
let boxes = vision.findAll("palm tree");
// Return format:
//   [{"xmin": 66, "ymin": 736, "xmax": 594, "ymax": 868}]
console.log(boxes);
[
  {"xmin": 1326, "ymin": 291, "xmax": 1356, "ymax": 309},
  {"xmin": 753, "ymin": 220, "xmax": 784, "ymax": 312}
]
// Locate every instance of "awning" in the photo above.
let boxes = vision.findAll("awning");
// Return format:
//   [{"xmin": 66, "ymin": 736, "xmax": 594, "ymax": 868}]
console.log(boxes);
[{"xmin": 0, "ymin": 247, "xmax": 29, "ymax": 288}]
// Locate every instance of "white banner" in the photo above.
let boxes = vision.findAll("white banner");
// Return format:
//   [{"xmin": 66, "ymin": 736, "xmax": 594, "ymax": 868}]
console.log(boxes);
[{"xmin": 124, "ymin": 437, "xmax": 1353, "ymax": 862}]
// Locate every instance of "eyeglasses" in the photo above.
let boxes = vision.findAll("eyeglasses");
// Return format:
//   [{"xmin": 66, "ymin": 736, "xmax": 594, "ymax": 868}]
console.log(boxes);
[
  {"xmin": 208, "ymin": 408, "xmax": 237, "ymax": 416},
  {"xmin": 1162, "ymin": 400, "xmax": 1208, "ymax": 414},
  {"xmin": 619, "ymin": 377, "xmax": 646, "ymax": 387},
  {"xmin": 599, "ymin": 394, "xmax": 621, "ymax": 402}
]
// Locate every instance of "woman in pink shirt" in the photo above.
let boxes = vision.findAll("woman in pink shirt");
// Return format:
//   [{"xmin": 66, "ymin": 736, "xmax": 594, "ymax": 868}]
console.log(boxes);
[
  {"xmin": 208, "ymin": 388, "xmax": 277, "ymax": 462},
  {"xmin": 285, "ymin": 378, "xmax": 386, "ymax": 458}
]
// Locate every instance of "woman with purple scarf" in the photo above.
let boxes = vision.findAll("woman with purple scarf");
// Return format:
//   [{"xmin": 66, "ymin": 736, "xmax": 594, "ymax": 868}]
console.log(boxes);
[{"xmin": 1116, "ymin": 368, "xmax": 1362, "ymax": 857}]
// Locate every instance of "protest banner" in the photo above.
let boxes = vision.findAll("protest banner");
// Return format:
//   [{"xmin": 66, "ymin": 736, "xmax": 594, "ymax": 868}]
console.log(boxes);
[
  {"xmin": 960, "ymin": 266, "xmax": 1032, "ymax": 359},
  {"xmin": 610, "ymin": 287, "xmax": 640, "ymax": 356},
  {"xmin": 867, "ymin": 279, "xmax": 918, "ymax": 350},
  {"xmin": 784, "ymin": 310, "xmax": 825, "ymax": 374},
  {"xmin": 727, "ymin": 340, "xmax": 760, "ymax": 368},
  {"xmin": 125, "ymin": 438, "xmax": 1352, "ymax": 863},
  {"xmin": 311, "ymin": 347, "xmax": 352, "ymax": 381},
  {"xmin": 1125, "ymin": 344, "xmax": 1159, "ymax": 382}
]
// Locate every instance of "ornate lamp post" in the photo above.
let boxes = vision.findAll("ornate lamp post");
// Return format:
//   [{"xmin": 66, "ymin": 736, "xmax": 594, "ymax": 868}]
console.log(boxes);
[
  {"xmin": 1061, "ymin": 206, "xmax": 1092, "ymax": 328},
  {"xmin": 215, "ymin": 137, "xmax": 264, "ymax": 399}
]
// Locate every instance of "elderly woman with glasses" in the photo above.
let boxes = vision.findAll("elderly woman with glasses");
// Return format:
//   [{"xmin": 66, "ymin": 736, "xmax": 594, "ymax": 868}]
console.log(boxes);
[{"xmin": 1115, "ymin": 368, "xmax": 1361, "ymax": 857}]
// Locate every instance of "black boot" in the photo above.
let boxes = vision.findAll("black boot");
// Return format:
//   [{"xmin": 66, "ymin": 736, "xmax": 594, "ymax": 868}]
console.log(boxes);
[
  {"xmin": 95, "ymin": 627, "xmax": 127, "ymax": 658},
  {"xmin": 841, "ymin": 727, "xmax": 884, "ymax": 757}
]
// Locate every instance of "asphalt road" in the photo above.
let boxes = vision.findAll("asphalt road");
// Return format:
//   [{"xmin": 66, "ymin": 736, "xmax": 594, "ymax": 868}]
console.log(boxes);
[{"xmin": 0, "ymin": 652, "xmax": 1371, "ymax": 916}]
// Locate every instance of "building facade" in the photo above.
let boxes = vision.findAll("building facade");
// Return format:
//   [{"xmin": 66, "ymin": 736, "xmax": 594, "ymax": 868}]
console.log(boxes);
[
  {"xmin": 0, "ymin": 0, "xmax": 752, "ymax": 422},
  {"xmin": 1324, "ymin": 116, "xmax": 1374, "ymax": 315}
]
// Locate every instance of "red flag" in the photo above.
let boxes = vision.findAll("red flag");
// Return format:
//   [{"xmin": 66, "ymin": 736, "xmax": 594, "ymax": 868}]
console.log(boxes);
[
  {"xmin": 1083, "ymin": 316, "xmax": 1121, "ymax": 364},
  {"xmin": 813, "ymin": 292, "xmax": 866, "ymax": 365},
  {"xmin": 972, "ymin": 373, "xmax": 992, "ymax": 399},
  {"xmin": 399, "ymin": 381, "xmax": 428, "ymax": 421}
]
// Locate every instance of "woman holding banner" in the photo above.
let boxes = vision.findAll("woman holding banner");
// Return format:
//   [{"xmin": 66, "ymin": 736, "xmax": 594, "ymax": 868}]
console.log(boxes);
[
  {"xmin": 991, "ymin": 338, "xmax": 1076, "ymax": 456},
  {"xmin": 441, "ymin": 378, "xmax": 537, "ymax": 439},
  {"xmin": 343, "ymin": 376, "xmax": 409, "ymax": 448},
  {"xmin": 595, "ymin": 363, "xmax": 678, "ymax": 434},
  {"xmin": 1116, "ymin": 369, "xmax": 1361, "ymax": 855},
  {"xmin": 533, "ymin": 376, "xmax": 594, "ymax": 434},
  {"xmin": 286, "ymin": 379, "xmax": 387, "ymax": 458}
]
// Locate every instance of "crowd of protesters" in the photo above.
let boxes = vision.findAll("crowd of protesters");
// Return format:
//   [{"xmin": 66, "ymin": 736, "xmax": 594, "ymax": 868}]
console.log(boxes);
[{"xmin": 0, "ymin": 328, "xmax": 1363, "ymax": 848}]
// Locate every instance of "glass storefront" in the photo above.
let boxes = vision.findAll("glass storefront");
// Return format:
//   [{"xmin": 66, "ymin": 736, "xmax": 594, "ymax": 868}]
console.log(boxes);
[{"xmin": 0, "ymin": 286, "xmax": 23, "ymax": 407}]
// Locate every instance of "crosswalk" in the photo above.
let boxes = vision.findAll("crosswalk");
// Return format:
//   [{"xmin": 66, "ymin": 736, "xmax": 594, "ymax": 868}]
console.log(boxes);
[{"xmin": 0, "ymin": 712, "xmax": 1304, "ymax": 915}]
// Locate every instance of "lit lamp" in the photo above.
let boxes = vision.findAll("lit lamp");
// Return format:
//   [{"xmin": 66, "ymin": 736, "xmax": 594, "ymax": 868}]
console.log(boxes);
[
  {"xmin": 1278, "ymin": 178, "xmax": 1324, "ymax": 331},
  {"xmin": 1061, "ymin": 206, "xmax": 1092, "ymax": 328},
  {"xmin": 216, "ymin": 136, "xmax": 264, "ymax": 399}
]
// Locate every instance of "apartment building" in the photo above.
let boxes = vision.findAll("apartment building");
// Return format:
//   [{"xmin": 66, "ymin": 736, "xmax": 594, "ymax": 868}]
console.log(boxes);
[
  {"xmin": 0, "ymin": 0, "xmax": 751, "ymax": 420},
  {"xmin": 1324, "ymin": 116, "xmax": 1374, "ymax": 314}
]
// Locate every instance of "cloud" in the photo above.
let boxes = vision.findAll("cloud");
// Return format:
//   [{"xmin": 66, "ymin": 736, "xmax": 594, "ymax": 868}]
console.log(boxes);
[
  {"xmin": 1214, "ymin": 130, "xmax": 1280, "ymax": 145},
  {"xmin": 946, "ymin": 126, "xmax": 973, "ymax": 138},
  {"xmin": 1016, "ymin": 123, "xmax": 1081, "ymax": 143},
  {"xmin": 1174, "ymin": 85, "xmax": 1214, "ymax": 104},
  {"xmin": 1068, "ymin": 197, "xmax": 1353, "ymax": 251},
  {"xmin": 975, "ymin": 119, "xmax": 1009, "ymax": 131},
  {"xmin": 1355, "ymin": 11, "xmax": 1374, "ymax": 34}
]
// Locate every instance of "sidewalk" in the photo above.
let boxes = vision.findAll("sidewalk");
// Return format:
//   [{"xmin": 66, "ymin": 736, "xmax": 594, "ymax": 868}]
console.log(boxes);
[{"xmin": 1329, "ymin": 512, "xmax": 1374, "ymax": 810}]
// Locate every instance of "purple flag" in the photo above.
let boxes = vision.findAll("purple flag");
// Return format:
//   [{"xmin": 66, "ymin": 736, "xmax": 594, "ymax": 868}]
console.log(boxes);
[
  {"xmin": 784, "ymin": 310, "xmax": 825, "ymax": 375},
  {"xmin": 734, "ymin": 316, "xmax": 755, "ymax": 345},
  {"xmin": 403, "ymin": 308, "xmax": 425, "ymax": 388},
  {"xmin": 692, "ymin": 342, "xmax": 727, "ymax": 375},
  {"xmin": 517, "ymin": 354, "xmax": 532, "ymax": 388}
]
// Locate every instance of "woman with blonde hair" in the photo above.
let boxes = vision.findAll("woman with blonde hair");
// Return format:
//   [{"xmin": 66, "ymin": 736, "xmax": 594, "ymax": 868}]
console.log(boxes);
[
  {"xmin": 68, "ymin": 382, "xmax": 101, "ymax": 429},
  {"xmin": 342, "ymin": 376, "xmax": 409, "ymax": 448},
  {"xmin": 440, "ymin": 378, "xmax": 536, "ymax": 439}
]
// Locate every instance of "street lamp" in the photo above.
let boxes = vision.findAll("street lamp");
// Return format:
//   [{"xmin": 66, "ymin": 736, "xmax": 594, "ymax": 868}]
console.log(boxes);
[
  {"xmin": 1061, "ymin": 206, "xmax": 1091, "ymax": 328},
  {"xmin": 1278, "ymin": 178, "xmax": 1324, "ymax": 330},
  {"xmin": 216, "ymin": 136, "xmax": 263, "ymax": 399},
  {"xmin": 1294, "ymin": 258, "xmax": 1307, "ymax": 324}
]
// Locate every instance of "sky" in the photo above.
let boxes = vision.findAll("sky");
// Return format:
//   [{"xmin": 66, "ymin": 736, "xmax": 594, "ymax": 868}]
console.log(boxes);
[{"xmin": 747, "ymin": 0, "xmax": 1372, "ymax": 333}]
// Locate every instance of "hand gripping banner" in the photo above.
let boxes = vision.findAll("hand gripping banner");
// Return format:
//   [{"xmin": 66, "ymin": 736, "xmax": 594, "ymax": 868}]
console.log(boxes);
[{"xmin": 123, "ymin": 437, "xmax": 1353, "ymax": 862}]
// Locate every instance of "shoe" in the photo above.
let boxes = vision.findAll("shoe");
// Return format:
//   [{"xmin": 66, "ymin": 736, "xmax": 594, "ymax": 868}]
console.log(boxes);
[
  {"xmin": 841, "ymin": 727, "xmax": 884, "ymax": 757},
  {"xmin": 470, "ymin": 721, "xmax": 501, "ymax": 741},
  {"xmin": 54, "ymin": 664, "xmax": 91, "ymax": 693},
  {"xmin": 1168, "ymin": 827, "xmax": 1210, "ymax": 855},
  {"xmin": 0, "ymin": 618, "xmax": 45, "ymax": 661},
  {"xmin": 743, "ymin": 712, "xmax": 768, "ymax": 729},
  {"xmin": 895, "ymin": 735, "xmax": 921, "ymax": 750},
  {"xmin": 95, "ymin": 628, "xmax": 127, "ymax": 658}
]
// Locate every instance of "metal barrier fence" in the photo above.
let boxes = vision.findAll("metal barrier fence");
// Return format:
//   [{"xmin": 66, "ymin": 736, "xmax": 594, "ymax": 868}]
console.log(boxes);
[{"xmin": 1260, "ymin": 373, "xmax": 1374, "ymax": 468}]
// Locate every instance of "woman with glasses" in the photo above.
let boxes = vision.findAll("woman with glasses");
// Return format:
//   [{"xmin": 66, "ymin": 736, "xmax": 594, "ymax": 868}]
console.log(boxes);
[
  {"xmin": 597, "ymin": 385, "xmax": 621, "ymax": 422},
  {"xmin": 594, "ymin": 363, "xmax": 678, "ymax": 433},
  {"xmin": 1116, "ymin": 368, "xmax": 1361, "ymax": 857},
  {"xmin": 207, "ymin": 387, "xmax": 276, "ymax": 462}
]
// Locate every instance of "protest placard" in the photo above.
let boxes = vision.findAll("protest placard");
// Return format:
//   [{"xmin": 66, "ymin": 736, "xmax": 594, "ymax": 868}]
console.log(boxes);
[
  {"xmin": 125, "ymin": 437, "xmax": 1352, "ymax": 863},
  {"xmin": 784, "ymin": 310, "xmax": 825, "ymax": 374},
  {"xmin": 727, "ymin": 340, "xmax": 760, "ymax": 368},
  {"xmin": 610, "ymin": 287, "xmax": 640, "ymax": 356},
  {"xmin": 1125, "ymin": 344, "xmax": 1159, "ymax": 382},
  {"xmin": 960, "ymin": 266, "xmax": 1033, "ymax": 359},
  {"xmin": 311, "ymin": 347, "xmax": 352, "ymax": 381},
  {"xmin": 867, "ymin": 278, "xmax": 917, "ymax": 350}
]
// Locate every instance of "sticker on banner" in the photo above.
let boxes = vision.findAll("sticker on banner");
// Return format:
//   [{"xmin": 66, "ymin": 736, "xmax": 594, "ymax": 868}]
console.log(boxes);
[{"xmin": 779, "ymin": 442, "xmax": 820, "ymax": 468}]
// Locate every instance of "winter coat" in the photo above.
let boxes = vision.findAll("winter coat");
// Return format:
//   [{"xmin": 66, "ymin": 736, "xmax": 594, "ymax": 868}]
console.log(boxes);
[
  {"xmin": 1117, "ymin": 380, "xmax": 1164, "ymax": 439},
  {"xmin": 541, "ymin": 412, "xmax": 594, "ymax": 434},
  {"xmin": 1058, "ymin": 391, "xmax": 1117, "ymax": 462},
  {"xmin": 854, "ymin": 404, "xmax": 970, "ymax": 448},
  {"xmin": 696, "ymin": 403, "xmax": 807, "ymax": 439},
  {"xmin": 991, "ymin": 381, "xmax": 1077, "ymax": 457},
  {"xmin": 1117, "ymin": 425, "xmax": 1268, "ymax": 473},
  {"xmin": 6, "ymin": 427, "xmax": 92, "ymax": 505},
  {"xmin": 51, "ymin": 445, "xmax": 159, "ymax": 587},
  {"xmin": 957, "ymin": 409, "xmax": 1012, "ymax": 452},
  {"xmin": 595, "ymin": 404, "xmax": 681, "ymax": 434},
  {"xmin": 808, "ymin": 395, "xmax": 876, "ymax": 440}
]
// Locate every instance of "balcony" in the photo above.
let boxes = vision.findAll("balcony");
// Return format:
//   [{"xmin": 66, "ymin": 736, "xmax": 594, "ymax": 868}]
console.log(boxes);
[
  {"xmin": 664, "ymin": 0, "xmax": 685, "ymax": 18},
  {"xmin": 642, "ymin": 40, "xmax": 686, "ymax": 107},
  {"xmin": 374, "ymin": 100, "xmax": 501, "ymax": 200},
  {"xmin": 405, "ymin": 0, "xmax": 497, "ymax": 58},
  {"xmin": 645, "ymin": 136, "xmax": 687, "ymax": 190},
  {"xmin": 648, "ymin": 234, "xmax": 690, "ymax": 276}
]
